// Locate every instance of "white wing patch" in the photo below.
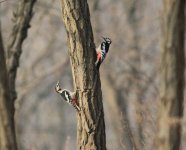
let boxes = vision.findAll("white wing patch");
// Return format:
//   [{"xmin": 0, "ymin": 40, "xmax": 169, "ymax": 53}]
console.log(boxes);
[
  {"xmin": 102, "ymin": 42, "xmax": 106, "ymax": 51},
  {"xmin": 65, "ymin": 91, "xmax": 70, "ymax": 103}
]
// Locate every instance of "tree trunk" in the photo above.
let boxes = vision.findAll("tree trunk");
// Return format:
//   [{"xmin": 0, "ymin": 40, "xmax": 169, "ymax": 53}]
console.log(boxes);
[
  {"xmin": 157, "ymin": 0, "xmax": 185, "ymax": 150},
  {"xmin": 0, "ymin": 0, "xmax": 36, "ymax": 149},
  {"xmin": 7, "ymin": 0, "xmax": 37, "ymax": 120},
  {"xmin": 60, "ymin": 0, "xmax": 106, "ymax": 149},
  {"xmin": 0, "ymin": 26, "xmax": 17, "ymax": 150}
]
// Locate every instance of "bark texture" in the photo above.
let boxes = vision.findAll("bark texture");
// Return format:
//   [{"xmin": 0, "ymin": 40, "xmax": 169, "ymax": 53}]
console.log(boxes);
[
  {"xmin": 7, "ymin": 0, "xmax": 37, "ymax": 118},
  {"xmin": 0, "ymin": 27, "xmax": 17, "ymax": 150},
  {"xmin": 157, "ymin": 0, "xmax": 185, "ymax": 150},
  {"xmin": 60, "ymin": 0, "xmax": 106, "ymax": 149}
]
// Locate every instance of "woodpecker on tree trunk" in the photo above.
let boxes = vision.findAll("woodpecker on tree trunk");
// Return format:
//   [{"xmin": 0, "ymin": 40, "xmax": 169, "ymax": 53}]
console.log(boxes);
[
  {"xmin": 95, "ymin": 37, "xmax": 112, "ymax": 69},
  {"xmin": 55, "ymin": 81, "xmax": 80, "ymax": 112}
]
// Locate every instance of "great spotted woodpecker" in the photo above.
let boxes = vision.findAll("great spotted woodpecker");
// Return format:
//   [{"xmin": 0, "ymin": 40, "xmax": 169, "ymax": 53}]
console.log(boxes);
[
  {"xmin": 95, "ymin": 37, "xmax": 112, "ymax": 69},
  {"xmin": 55, "ymin": 82, "xmax": 80, "ymax": 112}
]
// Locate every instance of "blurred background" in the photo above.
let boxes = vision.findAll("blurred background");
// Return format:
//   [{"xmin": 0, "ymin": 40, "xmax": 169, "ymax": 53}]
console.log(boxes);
[{"xmin": 0, "ymin": 0, "xmax": 185, "ymax": 150}]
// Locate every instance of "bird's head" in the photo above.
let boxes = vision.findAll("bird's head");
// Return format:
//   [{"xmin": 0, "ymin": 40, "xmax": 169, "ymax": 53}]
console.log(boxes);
[
  {"xmin": 102, "ymin": 36, "xmax": 112, "ymax": 45},
  {"xmin": 55, "ymin": 81, "xmax": 63, "ymax": 93}
]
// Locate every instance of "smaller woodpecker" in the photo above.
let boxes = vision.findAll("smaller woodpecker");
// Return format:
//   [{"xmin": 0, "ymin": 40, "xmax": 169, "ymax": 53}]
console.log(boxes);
[
  {"xmin": 95, "ymin": 37, "xmax": 112, "ymax": 69},
  {"xmin": 55, "ymin": 82, "xmax": 80, "ymax": 112}
]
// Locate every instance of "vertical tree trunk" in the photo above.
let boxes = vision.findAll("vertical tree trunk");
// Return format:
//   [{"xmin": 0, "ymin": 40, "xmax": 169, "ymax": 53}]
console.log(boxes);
[
  {"xmin": 7, "ymin": 0, "xmax": 37, "ymax": 121},
  {"xmin": 157, "ymin": 0, "xmax": 185, "ymax": 150},
  {"xmin": 0, "ymin": 26, "xmax": 17, "ymax": 150},
  {"xmin": 60, "ymin": 0, "xmax": 106, "ymax": 149},
  {"xmin": 0, "ymin": 0, "xmax": 36, "ymax": 149}
]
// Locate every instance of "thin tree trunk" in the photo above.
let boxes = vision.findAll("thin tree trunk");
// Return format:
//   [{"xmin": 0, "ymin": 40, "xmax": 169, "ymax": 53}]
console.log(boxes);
[
  {"xmin": 0, "ymin": 1, "xmax": 36, "ymax": 149},
  {"xmin": 60, "ymin": 0, "xmax": 106, "ymax": 149},
  {"xmin": 0, "ymin": 25, "xmax": 17, "ymax": 150},
  {"xmin": 156, "ymin": 0, "xmax": 185, "ymax": 150},
  {"xmin": 6, "ymin": 0, "xmax": 37, "ymax": 120}
]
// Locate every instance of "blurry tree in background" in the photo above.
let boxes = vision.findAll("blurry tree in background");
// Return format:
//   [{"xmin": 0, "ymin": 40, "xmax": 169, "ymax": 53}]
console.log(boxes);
[
  {"xmin": 0, "ymin": 0, "xmax": 186, "ymax": 150},
  {"xmin": 157, "ymin": 0, "xmax": 185, "ymax": 149},
  {"xmin": 0, "ymin": 24, "xmax": 17, "ymax": 150},
  {"xmin": 121, "ymin": 0, "xmax": 145, "ymax": 149},
  {"xmin": 7, "ymin": 0, "xmax": 37, "ymax": 124},
  {"xmin": 0, "ymin": 0, "xmax": 37, "ymax": 149},
  {"xmin": 60, "ymin": 0, "xmax": 106, "ymax": 149}
]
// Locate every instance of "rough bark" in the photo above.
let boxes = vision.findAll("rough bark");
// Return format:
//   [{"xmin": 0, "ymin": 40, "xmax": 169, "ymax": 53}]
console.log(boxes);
[
  {"xmin": 6, "ymin": 0, "xmax": 37, "ymax": 119},
  {"xmin": 157, "ymin": 0, "xmax": 185, "ymax": 150},
  {"xmin": 0, "ymin": 26, "xmax": 17, "ymax": 150},
  {"xmin": 60, "ymin": 0, "xmax": 106, "ymax": 149}
]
